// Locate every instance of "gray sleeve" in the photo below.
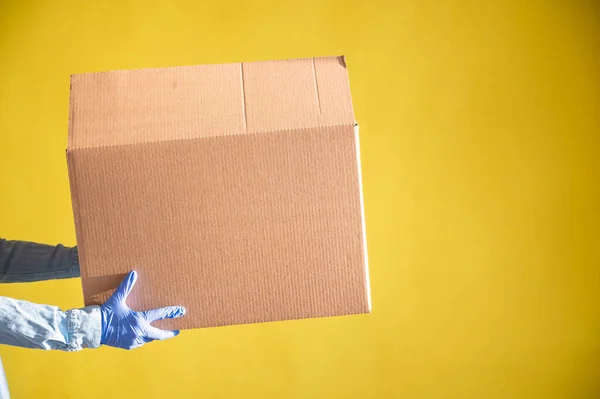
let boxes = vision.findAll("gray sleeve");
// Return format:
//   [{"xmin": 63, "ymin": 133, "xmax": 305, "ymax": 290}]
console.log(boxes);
[{"xmin": 0, "ymin": 238, "xmax": 80, "ymax": 283}]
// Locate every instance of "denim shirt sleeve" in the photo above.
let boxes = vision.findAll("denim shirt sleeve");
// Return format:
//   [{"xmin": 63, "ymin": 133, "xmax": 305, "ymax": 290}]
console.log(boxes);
[
  {"xmin": 0, "ymin": 238, "xmax": 80, "ymax": 283},
  {"xmin": 0, "ymin": 239, "xmax": 99, "ymax": 351},
  {"xmin": 0, "ymin": 296, "xmax": 101, "ymax": 351}
]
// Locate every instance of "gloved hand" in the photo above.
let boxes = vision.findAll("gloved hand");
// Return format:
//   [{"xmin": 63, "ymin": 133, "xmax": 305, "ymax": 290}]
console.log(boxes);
[{"xmin": 100, "ymin": 271, "xmax": 185, "ymax": 350}]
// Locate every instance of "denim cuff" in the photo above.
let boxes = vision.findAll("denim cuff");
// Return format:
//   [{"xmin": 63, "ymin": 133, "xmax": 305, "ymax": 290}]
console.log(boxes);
[
  {"xmin": 65, "ymin": 306, "xmax": 102, "ymax": 351},
  {"xmin": 71, "ymin": 247, "xmax": 80, "ymax": 272}
]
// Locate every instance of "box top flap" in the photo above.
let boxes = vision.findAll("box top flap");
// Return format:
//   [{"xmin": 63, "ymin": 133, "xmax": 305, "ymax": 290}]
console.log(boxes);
[{"xmin": 68, "ymin": 56, "xmax": 354, "ymax": 150}]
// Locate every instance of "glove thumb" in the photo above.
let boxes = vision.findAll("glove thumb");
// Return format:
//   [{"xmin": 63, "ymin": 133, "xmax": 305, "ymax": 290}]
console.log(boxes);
[{"xmin": 112, "ymin": 271, "xmax": 138, "ymax": 304}]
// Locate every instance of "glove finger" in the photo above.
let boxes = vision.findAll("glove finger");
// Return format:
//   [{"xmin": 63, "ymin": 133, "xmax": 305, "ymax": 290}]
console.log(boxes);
[
  {"xmin": 113, "ymin": 271, "xmax": 138, "ymax": 303},
  {"xmin": 145, "ymin": 326, "xmax": 180, "ymax": 341},
  {"xmin": 143, "ymin": 306, "xmax": 186, "ymax": 322}
]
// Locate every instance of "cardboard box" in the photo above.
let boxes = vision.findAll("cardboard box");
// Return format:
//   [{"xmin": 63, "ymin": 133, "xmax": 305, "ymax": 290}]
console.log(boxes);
[{"xmin": 67, "ymin": 56, "xmax": 370, "ymax": 329}]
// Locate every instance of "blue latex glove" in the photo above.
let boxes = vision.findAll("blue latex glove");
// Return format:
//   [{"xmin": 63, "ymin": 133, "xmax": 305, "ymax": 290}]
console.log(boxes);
[{"xmin": 100, "ymin": 271, "xmax": 185, "ymax": 350}]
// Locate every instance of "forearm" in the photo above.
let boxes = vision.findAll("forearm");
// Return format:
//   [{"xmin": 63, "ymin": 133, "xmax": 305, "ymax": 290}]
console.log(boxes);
[
  {"xmin": 0, "ymin": 238, "xmax": 80, "ymax": 283},
  {"xmin": 0, "ymin": 296, "xmax": 101, "ymax": 351}
]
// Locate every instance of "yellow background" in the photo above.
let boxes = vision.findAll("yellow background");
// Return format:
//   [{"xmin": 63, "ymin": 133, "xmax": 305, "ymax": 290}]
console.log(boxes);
[{"xmin": 1, "ymin": 1, "xmax": 599, "ymax": 398}]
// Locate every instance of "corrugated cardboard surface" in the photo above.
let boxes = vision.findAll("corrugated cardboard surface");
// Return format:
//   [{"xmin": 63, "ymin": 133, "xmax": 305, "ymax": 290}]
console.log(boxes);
[{"xmin": 68, "ymin": 56, "xmax": 370, "ymax": 329}]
